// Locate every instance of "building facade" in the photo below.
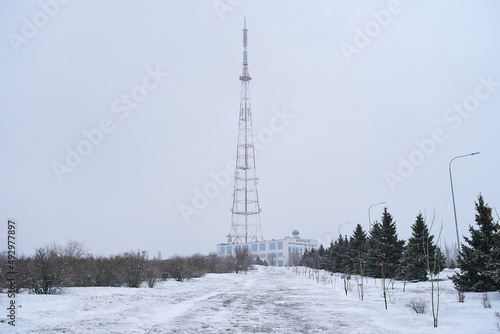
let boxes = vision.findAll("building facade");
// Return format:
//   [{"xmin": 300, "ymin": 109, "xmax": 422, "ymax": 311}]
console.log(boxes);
[{"xmin": 217, "ymin": 230, "xmax": 318, "ymax": 267}]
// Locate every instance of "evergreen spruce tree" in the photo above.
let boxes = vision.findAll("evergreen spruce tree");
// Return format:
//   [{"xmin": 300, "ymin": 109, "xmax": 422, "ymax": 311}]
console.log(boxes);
[
  {"xmin": 452, "ymin": 194, "xmax": 500, "ymax": 292},
  {"xmin": 350, "ymin": 224, "xmax": 368, "ymax": 276},
  {"xmin": 341, "ymin": 235, "xmax": 352, "ymax": 274},
  {"xmin": 300, "ymin": 248, "xmax": 320, "ymax": 269},
  {"xmin": 323, "ymin": 240, "xmax": 336, "ymax": 272},
  {"xmin": 399, "ymin": 213, "xmax": 444, "ymax": 282},
  {"xmin": 324, "ymin": 235, "xmax": 348, "ymax": 273},
  {"xmin": 366, "ymin": 208, "xmax": 404, "ymax": 278},
  {"xmin": 318, "ymin": 244, "xmax": 327, "ymax": 270},
  {"xmin": 332, "ymin": 235, "xmax": 345, "ymax": 272},
  {"xmin": 366, "ymin": 222, "xmax": 383, "ymax": 277}
]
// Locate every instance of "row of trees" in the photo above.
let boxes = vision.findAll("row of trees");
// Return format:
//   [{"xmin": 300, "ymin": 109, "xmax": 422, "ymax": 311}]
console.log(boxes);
[
  {"xmin": 301, "ymin": 194, "xmax": 499, "ymax": 293},
  {"xmin": 301, "ymin": 208, "xmax": 445, "ymax": 283},
  {"xmin": 0, "ymin": 242, "xmax": 255, "ymax": 294}
]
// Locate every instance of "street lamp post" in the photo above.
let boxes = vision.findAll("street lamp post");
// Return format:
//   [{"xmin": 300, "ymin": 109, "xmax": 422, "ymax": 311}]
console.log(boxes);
[
  {"xmin": 449, "ymin": 152, "xmax": 480, "ymax": 253},
  {"xmin": 368, "ymin": 202, "xmax": 386, "ymax": 230},
  {"xmin": 338, "ymin": 222, "xmax": 351, "ymax": 238},
  {"xmin": 322, "ymin": 232, "xmax": 333, "ymax": 247}
]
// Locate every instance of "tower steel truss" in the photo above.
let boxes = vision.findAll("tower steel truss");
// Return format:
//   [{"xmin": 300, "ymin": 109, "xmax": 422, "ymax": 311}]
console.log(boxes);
[{"xmin": 227, "ymin": 19, "xmax": 263, "ymax": 244}]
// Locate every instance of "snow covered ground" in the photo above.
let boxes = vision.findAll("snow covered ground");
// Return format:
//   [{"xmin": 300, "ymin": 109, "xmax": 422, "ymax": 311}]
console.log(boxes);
[{"xmin": 1, "ymin": 266, "xmax": 499, "ymax": 333}]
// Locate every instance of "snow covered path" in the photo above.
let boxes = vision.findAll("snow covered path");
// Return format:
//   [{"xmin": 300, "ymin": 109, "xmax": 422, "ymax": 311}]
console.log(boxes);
[
  {"xmin": 4, "ymin": 266, "xmax": 499, "ymax": 333},
  {"xmin": 151, "ymin": 266, "xmax": 371, "ymax": 334}
]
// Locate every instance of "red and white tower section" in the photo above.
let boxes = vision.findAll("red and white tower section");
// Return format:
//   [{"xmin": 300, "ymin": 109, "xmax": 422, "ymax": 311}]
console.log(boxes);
[{"xmin": 227, "ymin": 19, "xmax": 263, "ymax": 244}]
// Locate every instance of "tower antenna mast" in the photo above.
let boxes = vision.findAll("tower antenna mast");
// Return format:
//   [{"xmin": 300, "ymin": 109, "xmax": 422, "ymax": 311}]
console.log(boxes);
[{"xmin": 227, "ymin": 18, "xmax": 263, "ymax": 244}]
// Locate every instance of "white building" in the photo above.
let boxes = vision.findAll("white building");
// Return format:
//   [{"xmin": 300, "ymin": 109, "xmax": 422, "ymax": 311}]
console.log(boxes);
[{"xmin": 217, "ymin": 230, "xmax": 318, "ymax": 267}]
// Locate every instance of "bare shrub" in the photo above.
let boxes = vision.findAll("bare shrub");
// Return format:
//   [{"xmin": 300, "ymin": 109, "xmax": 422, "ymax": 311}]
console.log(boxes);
[
  {"xmin": 288, "ymin": 249, "xmax": 302, "ymax": 266},
  {"xmin": 267, "ymin": 252, "xmax": 277, "ymax": 266},
  {"xmin": 28, "ymin": 245, "xmax": 64, "ymax": 294},
  {"xmin": 457, "ymin": 288, "xmax": 465, "ymax": 303},
  {"xmin": 145, "ymin": 259, "xmax": 162, "ymax": 288},
  {"xmin": 406, "ymin": 298, "xmax": 428, "ymax": 314},
  {"xmin": 186, "ymin": 254, "xmax": 208, "ymax": 277},
  {"xmin": 495, "ymin": 311, "xmax": 500, "ymax": 332},
  {"xmin": 88, "ymin": 256, "xmax": 122, "ymax": 287},
  {"xmin": 234, "ymin": 247, "xmax": 253, "ymax": 273},
  {"xmin": 0, "ymin": 251, "xmax": 7, "ymax": 292},
  {"xmin": 443, "ymin": 241, "xmax": 458, "ymax": 268},
  {"xmin": 164, "ymin": 256, "xmax": 191, "ymax": 282},
  {"xmin": 342, "ymin": 274, "xmax": 351, "ymax": 296},
  {"xmin": 482, "ymin": 293, "xmax": 492, "ymax": 308},
  {"xmin": 118, "ymin": 250, "xmax": 147, "ymax": 287},
  {"xmin": 205, "ymin": 253, "xmax": 235, "ymax": 273}
]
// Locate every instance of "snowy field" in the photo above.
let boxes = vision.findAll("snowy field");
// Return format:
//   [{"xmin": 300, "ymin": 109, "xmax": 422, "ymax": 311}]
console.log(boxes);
[{"xmin": 1, "ymin": 266, "xmax": 499, "ymax": 333}]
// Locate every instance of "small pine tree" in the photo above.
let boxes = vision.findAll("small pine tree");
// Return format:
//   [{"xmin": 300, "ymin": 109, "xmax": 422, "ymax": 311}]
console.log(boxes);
[
  {"xmin": 341, "ymin": 235, "xmax": 352, "ymax": 274},
  {"xmin": 452, "ymin": 194, "xmax": 500, "ymax": 291},
  {"xmin": 400, "ymin": 213, "xmax": 444, "ymax": 281},
  {"xmin": 350, "ymin": 224, "xmax": 367, "ymax": 276},
  {"xmin": 333, "ymin": 234, "xmax": 347, "ymax": 273},
  {"xmin": 366, "ymin": 222, "xmax": 383, "ymax": 277},
  {"xmin": 323, "ymin": 240, "xmax": 336, "ymax": 272},
  {"xmin": 366, "ymin": 208, "xmax": 404, "ymax": 278}
]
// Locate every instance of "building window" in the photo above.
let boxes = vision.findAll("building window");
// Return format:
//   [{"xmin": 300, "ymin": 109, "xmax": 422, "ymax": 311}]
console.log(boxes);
[
  {"xmin": 227, "ymin": 246, "xmax": 232, "ymax": 254},
  {"xmin": 252, "ymin": 244, "xmax": 258, "ymax": 252},
  {"xmin": 269, "ymin": 242, "xmax": 276, "ymax": 250},
  {"xmin": 278, "ymin": 252, "xmax": 283, "ymax": 257},
  {"xmin": 278, "ymin": 242, "xmax": 283, "ymax": 249},
  {"xmin": 278, "ymin": 260, "xmax": 284, "ymax": 267},
  {"xmin": 259, "ymin": 243, "xmax": 266, "ymax": 251},
  {"xmin": 235, "ymin": 245, "xmax": 241, "ymax": 251},
  {"xmin": 260, "ymin": 254, "xmax": 266, "ymax": 259},
  {"xmin": 220, "ymin": 247, "xmax": 225, "ymax": 254}
]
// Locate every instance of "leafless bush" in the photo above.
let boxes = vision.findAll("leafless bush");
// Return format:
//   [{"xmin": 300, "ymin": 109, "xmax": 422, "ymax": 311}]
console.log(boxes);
[
  {"xmin": 443, "ymin": 241, "xmax": 458, "ymax": 268},
  {"xmin": 0, "ymin": 251, "xmax": 9, "ymax": 292},
  {"xmin": 342, "ymin": 274, "xmax": 351, "ymax": 296},
  {"xmin": 205, "ymin": 253, "xmax": 235, "ymax": 273},
  {"xmin": 145, "ymin": 259, "xmax": 162, "ymax": 288},
  {"xmin": 163, "ymin": 256, "xmax": 190, "ymax": 282},
  {"xmin": 267, "ymin": 252, "xmax": 277, "ymax": 266},
  {"xmin": 406, "ymin": 298, "xmax": 428, "ymax": 314},
  {"xmin": 482, "ymin": 293, "xmax": 492, "ymax": 308},
  {"xmin": 186, "ymin": 254, "xmax": 208, "ymax": 277},
  {"xmin": 118, "ymin": 250, "xmax": 147, "ymax": 287},
  {"xmin": 26, "ymin": 245, "xmax": 65, "ymax": 294},
  {"xmin": 288, "ymin": 249, "xmax": 302, "ymax": 266},
  {"xmin": 495, "ymin": 311, "xmax": 500, "ymax": 332},
  {"xmin": 87, "ymin": 256, "xmax": 122, "ymax": 287},
  {"xmin": 457, "ymin": 288, "xmax": 465, "ymax": 303},
  {"xmin": 12, "ymin": 241, "xmax": 260, "ymax": 289},
  {"xmin": 234, "ymin": 247, "xmax": 253, "ymax": 273}
]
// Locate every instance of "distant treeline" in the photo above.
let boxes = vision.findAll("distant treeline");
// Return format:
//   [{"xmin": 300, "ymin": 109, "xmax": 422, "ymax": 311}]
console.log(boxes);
[{"xmin": 0, "ymin": 243, "xmax": 254, "ymax": 294}]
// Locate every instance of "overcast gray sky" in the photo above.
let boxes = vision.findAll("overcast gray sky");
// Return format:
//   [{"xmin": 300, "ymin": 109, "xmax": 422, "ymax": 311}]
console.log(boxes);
[{"xmin": 1, "ymin": 0, "xmax": 499, "ymax": 257}]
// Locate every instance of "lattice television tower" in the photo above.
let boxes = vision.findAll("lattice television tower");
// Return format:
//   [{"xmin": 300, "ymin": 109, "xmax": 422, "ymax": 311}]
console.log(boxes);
[{"xmin": 227, "ymin": 18, "xmax": 263, "ymax": 244}]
